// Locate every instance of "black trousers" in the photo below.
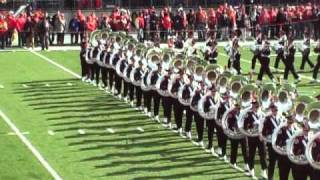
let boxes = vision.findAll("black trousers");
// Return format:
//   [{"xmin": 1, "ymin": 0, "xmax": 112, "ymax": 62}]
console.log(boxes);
[
  {"xmin": 93, "ymin": 63, "xmax": 100, "ymax": 84},
  {"xmin": 274, "ymin": 52, "xmax": 284, "ymax": 69},
  {"xmin": 144, "ymin": 90, "xmax": 152, "ymax": 112},
  {"xmin": 300, "ymin": 50, "xmax": 314, "ymax": 70},
  {"xmin": 40, "ymin": 33, "xmax": 49, "ymax": 50},
  {"xmin": 278, "ymin": 154, "xmax": 291, "ymax": 180},
  {"xmin": 101, "ymin": 67, "xmax": 109, "ymax": 87},
  {"xmin": 207, "ymin": 119, "xmax": 216, "ymax": 149},
  {"xmin": 70, "ymin": 32, "xmax": 79, "ymax": 44},
  {"xmin": 247, "ymin": 137, "xmax": 267, "ymax": 170},
  {"xmin": 173, "ymin": 99, "xmax": 183, "ymax": 129},
  {"xmin": 184, "ymin": 106, "xmax": 194, "ymax": 132},
  {"xmin": 0, "ymin": 33, "xmax": 6, "ymax": 49},
  {"xmin": 267, "ymin": 143, "xmax": 278, "ymax": 180},
  {"xmin": 108, "ymin": 69, "xmax": 115, "ymax": 90},
  {"xmin": 162, "ymin": 96, "xmax": 173, "ymax": 123},
  {"xmin": 123, "ymin": 82, "xmax": 134, "ymax": 101},
  {"xmin": 313, "ymin": 55, "xmax": 320, "ymax": 80},
  {"xmin": 114, "ymin": 73, "xmax": 122, "ymax": 95},
  {"xmin": 251, "ymin": 54, "xmax": 259, "ymax": 70},
  {"xmin": 194, "ymin": 112, "xmax": 204, "ymax": 142},
  {"xmin": 292, "ymin": 164, "xmax": 311, "ymax": 180},
  {"xmin": 80, "ymin": 58, "xmax": 88, "ymax": 78},
  {"xmin": 215, "ymin": 124, "xmax": 227, "ymax": 156},
  {"xmin": 88, "ymin": 63, "xmax": 94, "ymax": 81},
  {"xmin": 230, "ymin": 138, "xmax": 248, "ymax": 165},
  {"xmin": 258, "ymin": 57, "xmax": 273, "ymax": 81},
  {"xmin": 283, "ymin": 56, "xmax": 299, "ymax": 80},
  {"xmin": 135, "ymin": 86, "xmax": 142, "ymax": 107},
  {"xmin": 228, "ymin": 59, "xmax": 241, "ymax": 75},
  {"xmin": 311, "ymin": 169, "xmax": 320, "ymax": 180},
  {"xmin": 151, "ymin": 90, "xmax": 161, "ymax": 116}
]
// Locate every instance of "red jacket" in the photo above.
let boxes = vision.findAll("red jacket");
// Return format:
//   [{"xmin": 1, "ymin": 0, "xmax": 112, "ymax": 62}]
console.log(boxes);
[
  {"xmin": 138, "ymin": 16, "xmax": 145, "ymax": 29},
  {"xmin": 162, "ymin": 15, "xmax": 171, "ymax": 30},
  {"xmin": 0, "ymin": 19, "xmax": 8, "ymax": 34},
  {"xmin": 6, "ymin": 15, "xmax": 16, "ymax": 31},
  {"xmin": 16, "ymin": 16, "xmax": 26, "ymax": 32}
]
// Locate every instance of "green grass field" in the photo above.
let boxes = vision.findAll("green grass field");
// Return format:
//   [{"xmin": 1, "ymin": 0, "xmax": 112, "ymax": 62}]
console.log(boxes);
[{"xmin": 0, "ymin": 47, "xmax": 318, "ymax": 179}]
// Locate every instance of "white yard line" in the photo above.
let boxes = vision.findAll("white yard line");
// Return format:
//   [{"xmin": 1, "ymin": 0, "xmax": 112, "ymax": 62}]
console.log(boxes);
[
  {"xmin": 219, "ymin": 53, "xmax": 313, "ymax": 80},
  {"xmin": 106, "ymin": 128, "xmax": 115, "ymax": 134},
  {"xmin": 0, "ymin": 110, "xmax": 62, "ymax": 180},
  {"xmin": 7, "ymin": 131, "xmax": 30, "ymax": 136},
  {"xmin": 27, "ymin": 48, "xmax": 81, "ymax": 79}
]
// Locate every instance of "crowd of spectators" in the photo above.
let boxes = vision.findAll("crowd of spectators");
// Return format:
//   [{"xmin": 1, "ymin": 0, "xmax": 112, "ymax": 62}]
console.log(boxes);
[{"xmin": 0, "ymin": 2, "xmax": 319, "ymax": 49}]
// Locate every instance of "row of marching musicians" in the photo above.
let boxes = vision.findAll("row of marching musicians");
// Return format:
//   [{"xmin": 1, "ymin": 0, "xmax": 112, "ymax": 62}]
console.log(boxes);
[{"xmin": 79, "ymin": 31, "xmax": 320, "ymax": 180}]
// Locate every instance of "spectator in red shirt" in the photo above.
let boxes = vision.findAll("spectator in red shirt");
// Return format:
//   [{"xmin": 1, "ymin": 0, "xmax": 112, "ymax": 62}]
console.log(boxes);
[
  {"xmin": 137, "ymin": 12, "xmax": 145, "ymax": 42},
  {"xmin": 208, "ymin": 8, "xmax": 217, "ymax": 37},
  {"xmin": 86, "ymin": 16, "xmax": 96, "ymax": 33},
  {"xmin": 16, "ymin": 14, "xmax": 26, "ymax": 47},
  {"xmin": 0, "ymin": 14, "xmax": 8, "ymax": 49},
  {"xmin": 6, "ymin": 11, "xmax": 16, "ymax": 47},
  {"xmin": 259, "ymin": 8, "xmax": 270, "ymax": 36},
  {"xmin": 162, "ymin": 12, "xmax": 172, "ymax": 41},
  {"xmin": 195, "ymin": 6, "xmax": 207, "ymax": 40}
]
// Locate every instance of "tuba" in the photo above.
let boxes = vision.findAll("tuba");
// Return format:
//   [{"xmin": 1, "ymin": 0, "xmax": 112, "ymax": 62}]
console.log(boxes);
[
  {"xmin": 155, "ymin": 51, "xmax": 173, "ymax": 96},
  {"xmin": 239, "ymin": 84, "xmax": 258, "ymax": 109},
  {"xmin": 168, "ymin": 59, "xmax": 184, "ymax": 98},
  {"xmin": 146, "ymin": 53, "xmax": 161, "ymax": 90},
  {"xmin": 116, "ymin": 58, "xmax": 127, "ymax": 78},
  {"xmin": 275, "ymin": 83, "xmax": 295, "ymax": 114},
  {"xmin": 259, "ymin": 83, "xmax": 277, "ymax": 112},
  {"xmin": 229, "ymin": 75, "xmax": 247, "ymax": 100},
  {"xmin": 272, "ymin": 121, "xmax": 298, "ymax": 155},
  {"xmin": 130, "ymin": 63, "xmax": 144, "ymax": 86},
  {"xmin": 306, "ymin": 102, "xmax": 320, "ymax": 130},
  {"xmin": 259, "ymin": 113, "xmax": 283, "ymax": 143},
  {"xmin": 287, "ymin": 129, "xmax": 310, "ymax": 165},
  {"xmin": 190, "ymin": 65, "xmax": 205, "ymax": 112},
  {"xmin": 216, "ymin": 71, "xmax": 231, "ymax": 94},
  {"xmin": 222, "ymin": 106, "xmax": 245, "ymax": 139},
  {"xmin": 177, "ymin": 57, "xmax": 195, "ymax": 106},
  {"xmin": 306, "ymin": 131, "xmax": 320, "ymax": 170},
  {"xmin": 238, "ymin": 85, "xmax": 261, "ymax": 137},
  {"xmin": 294, "ymin": 96, "xmax": 314, "ymax": 124}
]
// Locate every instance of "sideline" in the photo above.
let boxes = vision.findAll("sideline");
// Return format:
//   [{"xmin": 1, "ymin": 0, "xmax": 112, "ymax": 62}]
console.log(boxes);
[{"xmin": 0, "ymin": 110, "xmax": 63, "ymax": 180}]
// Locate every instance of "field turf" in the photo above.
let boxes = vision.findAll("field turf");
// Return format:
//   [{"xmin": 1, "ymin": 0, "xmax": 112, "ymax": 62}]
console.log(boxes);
[{"xmin": 0, "ymin": 46, "xmax": 318, "ymax": 179}]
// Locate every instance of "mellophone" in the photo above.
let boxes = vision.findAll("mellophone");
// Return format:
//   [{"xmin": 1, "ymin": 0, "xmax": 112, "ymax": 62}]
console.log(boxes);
[{"xmin": 84, "ymin": 30, "xmax": 320, "ymax": 178}]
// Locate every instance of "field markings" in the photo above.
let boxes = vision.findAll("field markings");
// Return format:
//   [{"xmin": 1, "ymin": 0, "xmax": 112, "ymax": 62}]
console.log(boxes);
[
  {"xmin": 77, "ymin": 129, "xmax": 86, "ymax": 135},
  {"xmin": 0, "ymin": 110, "xmax": 63, "ymax": 180},
  {"xmin": 219, "ymin": 53, "xmax": 313, "ymax": 80},
  {"xmin": 7, "ymin": 131, "xmax": 30, "ymax": 136},
  {"xmin": 27, "ymin": 49, "xmax": 81, "ymax": 79},
  {"xmin": 106, "ymin": 128, "xmax": 115, "ymax": 134},
  {"xmin": 48, "ymin": 130, "xmax": 55, "ymax": 136},
  {"xmin": 0, "ymin": 84, "xmax": 4, "ymax": 89},
  {"xmin": 136, "ymin": 127, "xmax": 144, "ymax": 132},
  {"xmin": 22, "ymin": 84, "xmax": 29, "ymax": 88}
]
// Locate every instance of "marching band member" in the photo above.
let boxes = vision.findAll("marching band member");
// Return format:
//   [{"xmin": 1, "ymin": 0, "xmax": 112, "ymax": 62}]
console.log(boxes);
[
  {"xmin": 123, "ymin": 56, "xmax": 135, "ymax": 106},
  {"xmin": 261, "ymin": 104, "xmax": 281, "ymax": 180},
  {"xmin": 283, "ymin": 37, "xmax": 300, "ymax": 84},
  {"xmin": 180, "ymin": 73, "xmax": 194, "ymax": 139},
  {"xmin": 275, "ymin": 112, "xmax": 298, "ymax": 180},
  {"xmin": 114, "ymin": 49, "xmax": 125, "ymax": 98},
  {"xmin": 203, "ymin": 84, "xmax": 219, "ymax": 156},
  {"xmin": 215, "ymin": 91, "xmax": 231, "ymax": 162},
  {"xmin": 257, "ymin": 41, "xmax": 275, "ymax": 84},
  {"xmin": 251, "ymin": 30, "xmax": 263, "ymax": 73},
  {"xmin": 205, "ymin": 40, "xmax": 218, "ymax": 64},
  {"xmin": 228, "ymin": 103, "xmax": 249, "ymax": 172},
  {"xmin": 228, "ymin": 38, "xmax": 241, "ymax": 75},
  {"xmin": 274, "ymin": 30, "xmax": 287, "ymax": 72},
  {"xmin": 291, "ymin": 121, "xmax": 312, "ymax": 180},
  {"xmin": 101, "ymin": 42, "xmax": 111, "ymax": 92},
  {"xmin": 172, "ymin": 68, "xmax": 184, "ymax": 134},
  {"xmin": 244, "ymin": 101, "xmax": 267, "ymax": 179},
  {"xmin": 109, "ymin": 36, "xmax": 121, "ymax": 95},
  {"xmin": 80, "ymin": 41, "xmax": 89, "ymax": 81},
  {"xmin": 311, "ymin": 40, "xmax": 320, "ymax": 83},
  {"xmin": 191, "ymin": 73, "xmax": 205, "ymax": 148},
  {"xmin": 150, "ymin": 63, "xmax": 162, "ymax": 119},
  {"xmin": 299, "ymin": 31, "xmax": 314, "ymax": 71}
]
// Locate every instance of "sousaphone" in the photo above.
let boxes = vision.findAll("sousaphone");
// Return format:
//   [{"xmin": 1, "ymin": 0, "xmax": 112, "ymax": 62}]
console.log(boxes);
[
  {"xmin": 306, "ymin": 131, "xmax": 320, "ymax": 170},
  {"xmin": 147, "ymin": 53, "xmax": 161, "ymax": 90},
  {"xmin": 229, "ymin": 75, "xmax": 247, "ymax": 100},
  {"xmin": 222, "ymin": 106, "xmax": 245, "ymax": 139},
  {"xmin": 259, "ymin": 83, "xmax": 277, "ymax": 112},
  {"xmin": 168, "ymin": 59, "xmax": 184, "ymax": 98},
  {"xmin": 287, "ymin": 128, "xmax": 310, "ymax": 165},
  {"xmin": 294, "ymin": 96, "xmax": 314, "ymax": 124},
  {"xmin": 190, "ymin": 65, "xmax": 205, "ymax": 112},
  {"xmin": 238, "ymin": 84, "xmax": 260, "ymax": 137},
  {"xmin": 216, "ymin": 71, "xmax": 231, "ymax": 94},
  {"xmin": 306, "ymin": 102, "xmax": 320, "ymax": 130},
  {"xmin": 275, "ymin": 83, "xmax": 295, "ymax": 114},
  {"xmin": 272, "ymin": 121, "xmax": 296, "ymax": 155}
]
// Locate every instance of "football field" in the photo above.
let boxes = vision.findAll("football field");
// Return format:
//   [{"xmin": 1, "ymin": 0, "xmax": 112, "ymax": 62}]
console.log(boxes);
[{"xmin": 0, "ymin": 46, "xmax": 318, "ymax": 180}]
